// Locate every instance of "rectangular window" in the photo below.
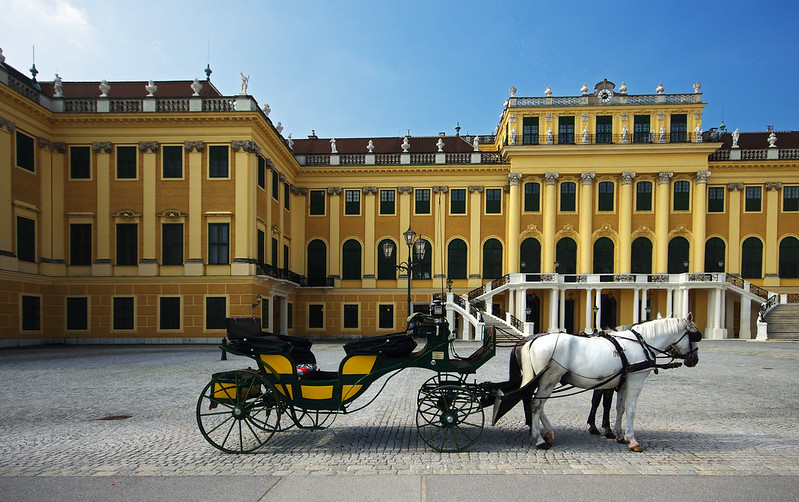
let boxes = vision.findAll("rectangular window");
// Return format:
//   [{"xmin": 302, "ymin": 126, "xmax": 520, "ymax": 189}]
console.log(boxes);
[
  {"xmin": 70, "ymin": 223, "xmax": 92, "ymax": 266},
  {"xmin": 524, "ymin": 183, "xmax": 540, "ymax": 212},
  {"xmin": 261, "ymin": 299, "xmax": 270, "ymax": 331},
  {"xmin": 486, "ymin": 188, "xmax": 502, "ymax": 214},
  {"xmin": 272, "ymin": 238, "xmax": 278, "ymax": 268},
  {"xmin": 670, "ymin": 114, "xmax": 687, "ymax": 143},
  {"xmin": 560, "ymin": 182, "xmax": 576, "ymax": 212},
  {"xmin": 415, "ymin": 189, "xmax": 431, "ymax": 214},
  {"xmin": 522, "ymin": 117, "xmax": 539, "ymax": 145},
  {"xmin": 272, "ymin": 170, "xmax": 280, "ymax": 199},
  {"xmin": 162, "ymin": 145, "xmax": 183, "ymax": 178},
  {"xmin": 16, "ymin": 216, "xmax": 35, "ymax": 262},
  {"xmin": 66, "ymin": 297, "xmax": 88, "ymax": 331},
  {"xmin": 209, "ymin": 145, "xmax": 228, "ymax": 178},
  {"xmin": 162, "ymin": 223, "xmax": 183, "ymax": 265},
  {"xmin": 159, "ymin": 297, "xmax": 181, "ymax": 330},
  {"xmin": 208, "ymin": 223, "xmax": 229, "ymax": 265},
  {"xmin": 343, "ymin": 304, "xmax": 359, "ymax": 329},
  {"xmin": 596, "ymin": 116, "xmax": 613, "ymax": 144},
  {"xmin": 310, "ymin": 190, "xmax": 325, "ymax": 215},
  {"xmin": 345, "ymin": 189, "xmax": 361, "ymax": 215},
  {"xmin": 379, "ymin": 304, "xmax": 394, "ymax": 329},
  {"xmin": 634, "ymin": 115, "xmax": 651, "ymax": 143},
  {"xmin": 636, "ymin": 181, "xmax": 652, "ymax": 211},
  {"xmin": 205, "ymin": 297, "xmax": 226, "ymax": 330},
  {"xmin": 116, "ymin": 146, "xmax": 137, "ymax": 179},
  {"xmin": 674, "ymin": 181, "xmax": 690, "ymax": 211},
  {"xmin": 745, "ymin": 186, "xmax": 762, "ymax": 212},
  {"xmin": 558, "ymin": 116, "xmax": 575, "ymax": 144},
  {"xmin": 450, "ymin": 188, "xmax": 466, "ymax": 214},
  {"xmin": 309, "ymin": 304, "xmax": 324, "ymax": 329},
  {"xmin": 380, "ymin": 189, "xmax": 395, "ymax": 215},
  {"xmin": 708, "ymin": 186, "xmax": 725, "ymax": 212},
  {"xmin": 283, "ymin": 244, "xmax": 289, "ymax": 271},
  {"xmin": 257, "ymin": 229, "xmax": 265, "ymax": 264},
  {"xmin": 116, "ymin": 223, "xmax": 138, "ymax": 266},
  {"xmin": 70, "ymin": 146, "xmax": 91, "ymax": 179},
  {"xmin": 21, "ymin": 295, "xmax": 41, "ymax": 331},
  {"xmin": 16, "ymin": 131, "xmax": 35, "ymax": 172},
  {"xmin": 257, "ymin": 156, "xmax": 266, "ymax": 189},
  {"xmin": 113, "ymin": 297, "xmax": 134, "ymax": 330},
  {"xmin": 598, "ymin": 181, "xmax": 614, "ymax": 211},
  {"xmin": 784, "ymin": 186, "xmax": 799, "ymax": 211},
  {"xmin": 284, "ymin": 183, "xmax": 290, "ymax": 210}
]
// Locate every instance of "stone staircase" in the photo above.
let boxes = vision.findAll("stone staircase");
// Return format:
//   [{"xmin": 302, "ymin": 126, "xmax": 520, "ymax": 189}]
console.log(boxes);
[{"xmin": 764, "ymin": 304, "xmax": 799, "ymax": 340}]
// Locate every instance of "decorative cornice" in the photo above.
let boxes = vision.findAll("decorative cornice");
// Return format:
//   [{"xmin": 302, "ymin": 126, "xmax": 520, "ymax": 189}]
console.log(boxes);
[
  {"xmin": 92, "ymin": 142, "xmax": 112, "ymax": 153},
  {"xmin": 138, "ymin": 141, "xmax": 159, "ymax": 153},
  {"xmin": 0, "ymin": 117, "xmax": 16, "ymax": 132},
  {"xmin": 231, "ymin": 140, "xmax": 261, "ymax": 155},
  {"xmin": 545, "ymin": 172, "xmax": 559, "ymax": 185},
  {"xmin": 327, "ymin": 187, "xmax": 342, "ymax": 195},
  {"xmin": 158, "ymin": 209, "xmax": 186, "ymax": 219},
  {"xmin": 695, "ymin": 170, "xmax": 711, "ymax": 183},
  {"xmin": 766, "ymin": 181, "xmax": 783, "ymax": 191},
  {"xmin": 593, "ymin": 223, "xmax": 617, "ymax": 238},
  {"xmin": 507, "ymin": 173, "xmax": 522, "ymax": 186},
  {"xmin": 727, "ymin": 183, "xmax": 744, "ymax": 192},
  {"xmin": 432, "ymin": 186, "xmax": 449, "ymax": 193},
  {"xmin": 657, "ymin": 171, "xmax": 674, "ymax": 184},
  {"xmin": 38, "ymin": 138, "xmax": 66, "ymax": 153},
  {"xmin": 362, "ymin": 186, "xmax": 378, "ymax": 195},
  {"xmin": 580, "ymin": 172, "xmax": 596, "ymax": 185},
  {"xmin": 291, "ymin": 186, "xmax": 307, "ymax": 196},
  {"xmin": 271, "ymin": 225, "xmax": 281, "ymax": 237},
  {"xmin": 184, "ymin": 141, "xmax": 204, "ymax": 153},
  {"xmin": 521, "ymin": 224, "xmax": 542, "ymax": 239},
  {"xmin": 113, "ymin": 209, "xmax": 140, "ymax": 219},
  {"xmin": 279, "ymin": 173, "xmax": 287, "ymax": 184},
  {"xmin": 621, "ymin": 172, "xmax": 636, "ymax": 184},
  {"xmin": 397, "ymin": 186, "xmax": 414, "ymax": 194},
  {"xmin": 468, "ymin": 185, "xmax": 484, "ymax": 193}
]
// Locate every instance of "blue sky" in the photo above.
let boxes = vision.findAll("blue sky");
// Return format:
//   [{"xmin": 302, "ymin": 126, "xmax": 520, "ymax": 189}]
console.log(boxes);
[{"xmin": 2, "ymin": 0, "xmax": 797, "ymax": 138}]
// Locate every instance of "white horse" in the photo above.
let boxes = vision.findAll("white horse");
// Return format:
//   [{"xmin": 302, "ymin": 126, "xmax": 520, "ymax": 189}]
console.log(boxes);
[{"xmin": 519, "ymin": 317, "xmax": 700, "ymax": 451}]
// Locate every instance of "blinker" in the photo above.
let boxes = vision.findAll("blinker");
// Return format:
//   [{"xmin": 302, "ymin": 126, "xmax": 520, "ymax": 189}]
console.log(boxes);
[{"xmin": 688, "ymin": 331, "xmax": 702, "ymax": 343}]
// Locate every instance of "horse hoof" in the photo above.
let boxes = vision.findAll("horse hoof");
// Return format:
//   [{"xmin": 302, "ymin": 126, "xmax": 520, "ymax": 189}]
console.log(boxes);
[
  {"xmin": 588, "ymin": 425, "xmax": 600, "ymax": 435},
  {"xmin": 604, "ymin": 430, "xmax": 616, "ymax": 440},
  {"xmin": 616, "ymin": 436, "xmax": 629, "ymax": 444},
  {"xmin": 629, "ymin": 444, "xmax": 643, "ymax": 452},
  {"xmin": 536, "ymin": 441, "xmax": 551, "ymax": 450},
  {"xmin": 543, "ymin": 430, "xmax": 555, "ymax": 446}
]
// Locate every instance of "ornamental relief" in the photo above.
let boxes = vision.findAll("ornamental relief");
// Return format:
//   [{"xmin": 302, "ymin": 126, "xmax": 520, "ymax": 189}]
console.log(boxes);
[
  {"xmin": 631, "ymin": 225, "xmax": 655, "ymax": 239},
  {"xmin": 113, "ymin": 209, "xmax": 140, "ymax": 220},
  {"xmin": 555, "ymin": 224, "xmax": 578, "ymax": 240},
  {"xmin": 520, "ymin": 224, "xmax": 543, "ymax": 240},
  {"xmin": 668, "ymin": 224, "xmax": 693, "ymax": 241},
  {"xmin": 592, "ymin": 223, "xmax": 617, "ymax": 240},
  {"xmin": 158, "ymin": 209, "xmax": 185, "ymax": 219}
]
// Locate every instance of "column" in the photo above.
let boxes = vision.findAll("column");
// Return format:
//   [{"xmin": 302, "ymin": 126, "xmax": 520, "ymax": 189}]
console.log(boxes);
[
  {"xmin": 468, "ymin": 185, "xmax": 483, "ymax": 287},
  {"xmin": 50, "ymin": 144, "xmax": 66, "ymax": 272},
  {"xmin": 739, "ymin": 294, "xmax": 752, "ymax": 339},
  {"xmin": 362, "ymin": 187, "xmax": 377, "ymax": 288},
  {"xmin": 328, "ymin": 187, "xmax": 342, "ymax": 282},
  {"xmin": 641, "ymin": 288, "xmax": 649, "ymax": 321},
  {"xmin": 666, "ymin": 288, "xmax": 673, "ymax": 317},
  {"xmin": 727, "ymin": 183, "xmax": 743, "ymax": 275},
  {"xmin": 619, "ymin": 172, "xmax": 635, "ymax": 273},
  {"xmin": 185, "ymin": 142, "xmax": 205, "ymax": 276},
  {"xmin": 232, "ymin": 142, "xmax": 256, "ymax": 276},
  {"xmin": 290, "ymin": 186, "xmax": 306, "ymax": 276},
  {"xmin": 543, "ymin": 173, "xmax": 558, "ymax": 272},
  {"xmin": 548, "ymin": 288, "xmax": 559, "ymax": 333},
  {"xmin": 584, "ymin": 289, "xmax": 594, "ymax": 333},
  {"xmin": 139, "ymin": 142, "xmax": 158, "ymax": 276},
  {"xmin": 655, "ymin": 172, "xmax": 673, "ymax": 273},
  {"xmin": 594, "ymin": 289, "xmax": 602, "ymax": 332},
  {"xmin": 38, "ymin": 140, "xmax": 54, "ymax": 270},
  {"xmin": 92, "ymin": 142, "xmax": 112, "ymax": 276},
  {"xmin": 632, "ymin": 288, "xmax": 640, "ymax": 324},
  {"xmin": 558, "ymin": 288, "xmax": 566, "ymax": 331},
  {"xmin": 763, "ymin": 182, "xmax": 782, "ymax": 287},
  {"xmin": 432, "ymin": 186, "xmax": 448, "ymax": 281},
  {"xmin": 507, "ymin": 174, "xmax": 522, "ymax": 273},
  {"xmin": 692, "ymin": 171, "xmax": 710, "ymax": 272},
  {"xmin": 579, "ymin": 172, "xmax": 595, "ymax": 273}
]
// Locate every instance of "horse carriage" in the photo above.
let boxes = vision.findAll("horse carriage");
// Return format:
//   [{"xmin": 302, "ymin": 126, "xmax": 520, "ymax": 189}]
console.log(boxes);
[{"xmin": 196, "ymin": 298, "xmax": 701, "ymax": 454}]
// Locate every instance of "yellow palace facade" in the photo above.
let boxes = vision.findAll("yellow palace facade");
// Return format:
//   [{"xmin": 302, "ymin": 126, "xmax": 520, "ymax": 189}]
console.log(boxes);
[{"xmin": 1, "ymin": 55, "xmax": 798, "ymax": 345}]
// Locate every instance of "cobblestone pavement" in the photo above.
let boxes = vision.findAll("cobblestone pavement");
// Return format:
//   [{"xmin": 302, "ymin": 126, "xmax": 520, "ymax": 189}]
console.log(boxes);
[{"xmin": 0, "ymin": 339, "xmax": 798, "ymax": 478}]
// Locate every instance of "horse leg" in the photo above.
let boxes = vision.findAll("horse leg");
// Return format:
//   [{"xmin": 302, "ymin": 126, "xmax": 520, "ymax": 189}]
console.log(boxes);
[
  {"xmin": 620, "ymin": 379, "xmax": 646, "ymax": 452},
  {"xmin": 587, "ymin": 390, "xmax": 603, "ymax": 435},
  {"xmin": 539, "ymin": 410, "xmax": 555, "ymax": 446},
  {"xmin": 613, "ymin": 388, "xmax": 627, "ymax": 442},
  {"xmin": 528, "ymin": 373, "xmax": 559, "ymax": 449},
  {"xmin": 601, "ymin": 390, "xmax": 615, "ymax": 439}
]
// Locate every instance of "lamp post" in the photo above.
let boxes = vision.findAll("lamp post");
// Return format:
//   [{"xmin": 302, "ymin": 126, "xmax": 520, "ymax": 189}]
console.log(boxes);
[{"xmin": 382, "ymin": 226, "xmax": 426, "ymax": 317}]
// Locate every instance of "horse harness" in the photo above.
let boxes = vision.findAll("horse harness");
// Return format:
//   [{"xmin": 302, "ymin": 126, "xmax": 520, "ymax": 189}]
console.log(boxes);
[{"xmin": 597, "ymin": 329, "xmax": 684, "ymax": 391}]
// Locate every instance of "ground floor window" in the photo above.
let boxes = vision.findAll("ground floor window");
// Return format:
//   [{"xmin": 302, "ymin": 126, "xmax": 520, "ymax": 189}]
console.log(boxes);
[
  {"xmin": 113, "ymin": 297, "xmax": 134, "ymax": 330},
  {"xmin": 379, "ymin": 304, "xmax": 393, "ymax": 329},
  {"xmin": 343, "ymin": 304, "xmax": 359, "ymax": 328},
  {"xmin": 205, "ymin": 297, "xmax": 226, "ymax": 330},
  {"xmin": 21, "ymin": 295, "xmax": 40, "ymax": 331}
]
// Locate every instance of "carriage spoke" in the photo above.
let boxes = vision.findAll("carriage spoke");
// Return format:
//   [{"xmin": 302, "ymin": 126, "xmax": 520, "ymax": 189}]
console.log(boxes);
[{"xmin": 416, "ymin": 384, "xmax": 484, "ymax": 452}]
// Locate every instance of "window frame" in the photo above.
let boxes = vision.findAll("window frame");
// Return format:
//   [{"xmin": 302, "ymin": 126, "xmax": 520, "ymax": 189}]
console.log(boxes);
[
  {"xmin": 21, "ymin": 295, "xmax": 41, "ymax": 331},
  {"xmin": 708, "ymin": 186, "xmax": 725, "ymax": 213},
  {"xmin": 673, "ymin": 180, "xmax": 690, "ymax": 211},
  {"xmin": 597, "ymin": 181, "xmax": 615, "ymax": 212},
  {"xmin": 207, "ymin": 222, "xmax": 230, "ymax": 265},
  {"xmin": 257, "ymin": 156, "xmax": 266, "ymax": 189},
  {"xmin": 159, "ymin": 296, "xmax": 181, "ymax": 331},
  {"xmin": 205, "ymin": 296, "xmax": 227, "ymax": 330},
  {"xmin": 69, "ymin": 223, "xmax": 92, "ymax": 266},
  {"xmin": 784, "ymin": 186, "xmax": 799, "ymax": 212},
  {"xmin": 596, "ymin": 116, "xmax": 613, "ymax": 144},
  {"xmin": 16, "ymin": 215, "xmax": 36, "ymax": 263},
  {"xmin": 558, "ymin": 116, "xmax": 575, "ymax": 144},
  {"xmin": 670, "ymin": 114, "xmax": 688, "ymax": 143},
  {"xmin": 66, "ymin": 296, "xmax": 89, "ymax": 331},
  {"xmin": 208, "ymin": 145, "xmax": 229, "ymax": 178},
  {"xmin": 415, "ymin": 188, "xmax": 431, "ymax": 215},
  {"xmin": 345, "ymin": 189, "xmax": 361, "ymax": 215},
  {"xmin": 636, "ymin": 181, "xmax": 653, "ymax": 212},
  {"xmin": 522, "ymin": 117, "xmax": 539, "ymax": 145},
  {"xmin": 343, "ymin": 304, "xmax": 359, "ymax": 329},
  {"xmin": 341, "ymin": 239, "xmax": 362, "ymax": 280},
  {"xmin": 633, "ymin": 115, "xmax": 651, "ymax": 143},
  {"xmin": 116, "ymin": 145, "xmax": 138, "ymax": 180},
  {"xmin": 16, "ymin": 131, "xmax": 35, "ymax": 172},
  {"xmin": 485, "ymin": 188, "xmax": 502, "ymax": 214},
  {"xmin": 560, "ymin": 182, "xmax": 576, "ymax": 212},
  {"xmin": 308, "ymin": 304, "xmax": 324, "ymax": 329},
  {"xmin": 115, "ymin": 223, "xmax": 138, "ymax": 266},
  {"xmin": 162, "ymin": 223, "xmax": 184, "ymax": 265},
  {"xmin": 450, "ymin": 188, "xmax": 466, "ymax": 215},
  {"xmin": 162, "ymin": 145, "xmax": 183, "ymax": 179},
  {"xmin": 112, "ymin": 296, "xmax": 135, "ymax": 331},
  {"xmin": 378, "ymin": 304, "xmax": 394, "ymax": 330},
  {"xmin": 745, "ymin": 186, "xmax": 762, "ymax": 212},
  {"xmin": 309, "ymin": 189, "xmax": 326, "ymax": 215},
  {"xmin": 69, "ymin": 146, "xmax": 91, "ymax": 180},
  {"xmin": 524, "ymin": 182, "xmax": 540, "ymax": 212},
  {"xmin": 379, "ymin": 189, "xmax": 395, "ymax": 215}
]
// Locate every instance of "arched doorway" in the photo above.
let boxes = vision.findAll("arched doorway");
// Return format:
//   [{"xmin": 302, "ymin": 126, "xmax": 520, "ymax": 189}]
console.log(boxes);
[{"xmin": 307, "ymin": 239, "xmax": 327, "ymax": 286}]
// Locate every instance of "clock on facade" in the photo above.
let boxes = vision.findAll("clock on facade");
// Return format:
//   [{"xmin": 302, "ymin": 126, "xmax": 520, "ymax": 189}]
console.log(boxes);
[{"xmin": 598, "ymin": 89, "xmax": 613, "ymax": 103}]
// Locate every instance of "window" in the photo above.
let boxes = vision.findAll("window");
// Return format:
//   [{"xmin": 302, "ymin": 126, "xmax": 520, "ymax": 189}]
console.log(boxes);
[
  {"xmin": 345, "ymin": 190, "xmax": 361, "ymax": 215},
  {"xmin": 520, "ymin": 238, "xmax": 541, "ymax": 273},
  {"xmin": 779, "ymin": 237, "xmax": 799, "ymax": 278},
  {"xmin": 283, "ymin": 244, "xmax": 289, "ymax": 271},
  {"xmin": 271, "ymin": 238, "xmax": 278, "ymax": 268},
  {"xmin": 670, "ymin": 114, "xmax": 687, "ymax": 142},
  {"xmin": 673, "ymin": 181, "xmax": 690, "ymax": 211},
  {"xmin": 486, "ymin": 189, "xmax": 502, "ymax": 214},
  {"xmin": 272, "ymin": 170, "xmax": 280, "ymax": 199},
  {"xmin": 113, "ymin": 297, "xmax": 134, "ymax": 330},
  {"xmin": 162, "ymin": 223, "xmax": 183, "ymax": 265},
  {"xmin": 558, "ymin": 116, "xmax": 575, "ymax": 144},
  {"xmin": 741, "ymin": 237, "xmax": 763, "ymax": 279},
  {"xmin": 343, "ymin": 304, "xmax": 359, "ymax": 329},
  {"xmin": 593, "ymin": 237, "xmax": 614, "ymax": 274},
  {"xmin": 415, "ymin": 189, "xmax": 431, "ymax": 214},
  {"xmin": 116, "ymin": 146, "xmax": 137, "ymax": 179},
  {"xmin": 447, "ymin": 239, "xmax": 467, "ymax": 279},
  {"xmin": 309, "ymin": 190, "xmax": 326, "ymax": 215},
  {"xmin": 380, "ymin": 189, "xmax": 395, "ymax": 214},
  {"xmin": 261, "ymin": 299, "xmax": 270, "ymax": 331},
  {"xmin": 159, "ymin": 297, "xmax": 181, "ymax": 330},
  {"xmin": 309, "ymin": 304, "xmax": 324, "ymax": 328},
  {"xmin": 70, "ymin": 223, "xmax": 92, "ymax": 266},
  {"xmin": 450, "ymin": 188, "xmax": 466, "ymax": 214},
  {"xmin": 16, "ymin": 131, "xmax": 34, "ymax": 172},
  {"xmin": 636, "ymin": 181, "xmax": 652, "ymax": 211},
  {"xmin": 21, "ymin": 295, "xmax": 40, "ymax": 331},
  {"xmin": 634, "ymin": 115, "xmax": 651, "ymax": 143},
  {"xmin": 307, "ymin": 240, "xmax": 327, "ymax": 286},
  {"xmin": 116, "ymin": 223, "xmax": 138, "ymax": 266},
  {"xmin": 524, "ymin": 183, "xmax": 540, "ymax": 212},
  {"xmin": 16, "ymin": 216, "xmax": 35, "ymax": 262},
  {"xmin": 555, "ymin": 238, "xmax": 577, "ymax": 274},
  {"xmin": 205, "ymin": 297, "xmax": 226, "ymax": 330},
  {"xmin": 257, "ymin": 156, "xmax": 265, "ymax": 189},
  {"xmin": 284, "ymin": 183, "xmax": 290, "ymax": 210},
  {"xmin": 598, "ymin": 182, "xmax": 614, "ymax": 211},
  {"xmin": 257, "ymin": 229, "xmax": 265, "ymax": 264},
  {"xmin": 342, "ymin": 240, "xmax": 361, "ymax": 280},
  {"xmin": 631, "ymin": 237, "xmax": 652, "ymax": 274},
  {"xmin": 482, "ymin": 239, "xmax": 502, "ymax": 279},
  {"xmin": 705, "ymin": 237, "xmax": 726, "ymax": 272},
  {"xmin": 522, "ymin": 117, "xmax": 539, "ymax": 145},
  {"xmin": 377, "ymin": 239, "xmax": 396, "ymax": 280},
  {"xmin": 209, "ymin": 145, "xmax": 228, "ymax": 178},
  {"xmin": 784, "ymin": 186, "xmax": 799, "ymax": 211},
  {"xmin": 162, "ymin": 146, "xmax": 183, "ymax": 178},
  {"xmin": 745, "ymin": 186, "xmax": 762, "ymax": 212},
  {"xmin": 708, "ymin": 186, "xmax": 725, "ymax": 212},
  {"xmin": 379, "ymin": 304, "xmax": 394, "ymax": 329},
  {"xmin": 596, "ymin": 116, "xmax": 612, "ymax": 144},
  {"xmin": 560, "ymin": 182, "xmax": 576, "ymax": 212},
  {"xmin": 667, "ymin": 237, "xmax": 690, "ymax": 274},
  {"xmin": 70, "ymin": 146, "xmax": 91, "ymax": 179},
  {"xmin": 66, "ymin": 297, "xmax": 88, "ymax": 330},
  {"xmin": 208, "ymin": 223, "xmax": 229, "ymax": 265}
]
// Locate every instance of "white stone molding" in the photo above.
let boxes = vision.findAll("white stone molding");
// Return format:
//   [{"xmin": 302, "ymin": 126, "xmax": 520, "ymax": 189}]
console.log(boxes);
[
  {"xmin": 545, "ymin": 86, "xmax": 552, "ymax": 96},
  {"xmin": 621, "ymin": 172, "xmax": 636, "ymax": 184},
  {"xmin": 91, "ymin": 142, "xmax": 112, "ymax": 153},
  {"xmin": 326, "ymin": 187, "xmax": 342, "ymax": 195},
  {"xmin": 545, "ymin": 172, "xmax": 559, "ymax": 185},
  {"xmin": 695, "ymin": 171, "xmax": 711, "ymax": 184},
  {"xmin": 397, "ymin": 186, "xmax": 414, "ymax": 194},
  {"xmin": 362, "ymin": 186, "xmax": 378, "ymax": 195},
  {"xmin": 657, "ymin": 171, "xmax": 674, "ymax": 184},
  {"xmin": 509, "ymin": 86, "xmax": 517, "ymax": 97},
  {"xmin": 619, "ymin": 82, "xmax": 627, "ymax": 94},
  {"xmin": 581, "ymin": 172, "xmax": 596, "ymax": 185},
  {"xmin": 432, "ymin": 186, "xmax": 449, "ymax": 194},
  {"xmin": 231, "ymin": 140, "xmax": 260, "ymax": 155}
]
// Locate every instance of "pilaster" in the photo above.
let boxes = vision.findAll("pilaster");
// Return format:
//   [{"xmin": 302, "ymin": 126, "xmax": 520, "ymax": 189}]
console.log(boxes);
[
  {"xmin": 692, "ymin": 171, "xmax": 710, "ymax": 273},
  {"xmin": 578, "ymin": 172, "xmax": 595, "ymax": 273},
  {"xmin": 619, "ymin": 172, "xmax": 635, "ymax": 273},
  {"xmin": 139, "ymin": 142, "xmax": 159, "ymax": 276},
  {"xmin": 92, "ymin": 142, "xmax": 112, "ymax": 276},
  {"xmin": 0, "ymin": 121, "xmax": 13, "ymax": 267},
  {"xmin": 185, "ymin": 141, "xmax": 205, "ymax": 276},
  {"xmin": 362, "ymin": 186, "xmax": 378, "ymax": 288},
  {"xmin": 655, "ymin": 172, "xmax": 673, "ymax": 273},
  {"xmin": 231, "ymin": 141, "xmax": 258, "ymax": 276},
  {"xmin": 543, "ymin": 173, "xmax": 558, "ymax": 272},
  {"xmin": 506, "ymin": 174, "xmax": 521, "ymax": 273},
  {"xmin": 328, "ymin": 187, "xmax": 342, "ymax": 282},
  {"xmin": 468, "ymin": 185, "xmax": 483, "ymax": 286},
  {"xmin": 764, "ymin": 182, "xmax": 782, "ymax": 287},
  {"xmin": 727, "ymin": 183, "xmax": 743, "ymax": 275}
]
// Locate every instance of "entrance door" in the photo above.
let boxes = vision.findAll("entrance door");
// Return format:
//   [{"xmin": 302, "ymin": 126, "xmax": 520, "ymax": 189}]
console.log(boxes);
[{"xmin": 600, "ymin": 294, "xmax": 617, "ymax": 330}]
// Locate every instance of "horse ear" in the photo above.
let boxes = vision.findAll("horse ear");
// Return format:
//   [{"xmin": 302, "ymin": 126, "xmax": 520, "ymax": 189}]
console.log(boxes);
[
  {"xmin": 687, "ymin": 312, "xmax": 694, "ymax": 322},
  {"xmin": 657, "ymin": 312, "xmax": 663, "ymax": 319}
]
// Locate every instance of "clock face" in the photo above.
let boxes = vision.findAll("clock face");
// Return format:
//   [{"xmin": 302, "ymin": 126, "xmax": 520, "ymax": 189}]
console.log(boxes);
[{"xmin": 598, "ymin": 89, "xmax": 612, "ymax": 103}]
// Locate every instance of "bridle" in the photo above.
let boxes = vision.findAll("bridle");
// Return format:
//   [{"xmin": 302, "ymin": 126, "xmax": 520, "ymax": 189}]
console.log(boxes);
[{"xmin": 663, "ymin": 322, "xmax": 701, "ymax": 365}]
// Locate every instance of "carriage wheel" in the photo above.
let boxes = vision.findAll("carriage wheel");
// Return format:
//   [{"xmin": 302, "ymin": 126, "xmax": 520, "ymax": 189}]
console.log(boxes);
[
  {"xmin": 417, "ymin": 373, "xmax": 467, "ymax": 405},
  {"xmin": 416, "ymin": 384, "xmax": 484, "ymax": 452},
  {"xmin": 197, "ymin": 370, "xmax": 281, "ymax": 453}
]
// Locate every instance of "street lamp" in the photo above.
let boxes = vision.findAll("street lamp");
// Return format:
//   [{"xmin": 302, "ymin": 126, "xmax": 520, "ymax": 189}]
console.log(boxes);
[{"xmin": 382, "ymin": 226, "xmax": 426, "ymax": 317}]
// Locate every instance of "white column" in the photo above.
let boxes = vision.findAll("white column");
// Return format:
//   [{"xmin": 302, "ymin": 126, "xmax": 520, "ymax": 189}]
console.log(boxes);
[
  {"xmin": 740, "ymin": 295, "xmax": 752, "ymax": 339},
  {"xmin": 666, "ymin": 289, "xmax": 673, "ymax": 317},
  {"xmin": 594, "ymin": 289, "xmax": 602, "ymax": 332},
  {"xmin": 641, "ymin": 288, "xmax": 649, "ymax": 321},
  {"xmin": 633, "ymin": 288, "xmax": 640, "ymax": 324},
  {"xmin": 518, "ymin": 288, "xmax": 527, "ymax": 322},
  {"xmin": 680, "ymin": 287, "xmax": 689, "ymax": 318},
  {"xmin": 585, "ymin": 289, "xmax": 594, "ymax": 332},
  {"xmin": 558, "ymin": 289, "xmax": 566, "ymax": 331},
  {"xmin": 548, "ymin": 289, "xmax": 559, "ymax": 333}
]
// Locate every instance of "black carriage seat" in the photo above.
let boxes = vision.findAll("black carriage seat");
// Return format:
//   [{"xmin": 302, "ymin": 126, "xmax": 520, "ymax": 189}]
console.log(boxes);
[
  {"xmin": 343, "ymin": 332, "xmax": 417, "ymax": 358},
  {"xmin": 224, "ymin": 317, "xmax": 317, "ymax": 367}
]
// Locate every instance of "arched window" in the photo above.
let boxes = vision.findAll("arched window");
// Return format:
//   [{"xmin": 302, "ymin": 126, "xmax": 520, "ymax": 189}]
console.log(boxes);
[
  {"xmin": 447, "ymin": 239, "xmax": 467, "ymax": 279},
  {"xmin": 555, "ymin": 238, "xmax": 577, "ymax": 274},
  {"xmin": 741, "ymin": 237, "xmax": 763, "ymax": 279},
  {"xmin": 520, "ymin": 238, "xmax": 541, "ymax": 273},
  {"xmin": 705, "ymin": 237, "xmax": 726, "ymax": 272},
  {"xmin": 482, "ymin": 239, "xmax": 503, "ymax": 279},
  {"xmin": 779, "ymin": 237, "xmax": 799, "ymax": 278},
  {"xmin": 668, "ymin": 236, "xmax": 690, "ymax": 273},
  {"xmin": 414, "ymin": 239, "xmax": 432, "ymax": 280},
  {"xmin": 307, "ymin": 239, "xmax": 327, "ymax": 286},
  {"xmin": 342, "ymin": 239, "xmax": 361, "ymax": 280},
  {"xmin": 631, "ymin": 237, "xmax": 652, "ymax": 274},
  {"xmin": 593, "ymin": 237, "xmax": 614, "ymax": 274},
  {"xmin": 377, "ymin": 238, "xmax": 396, "ymax": 280}
]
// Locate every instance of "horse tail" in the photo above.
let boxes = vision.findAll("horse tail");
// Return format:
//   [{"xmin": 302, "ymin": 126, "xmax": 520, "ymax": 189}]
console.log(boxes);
[{"xmin": 519, "ymin": 340, "xmax": 536, "ymax": 388}]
